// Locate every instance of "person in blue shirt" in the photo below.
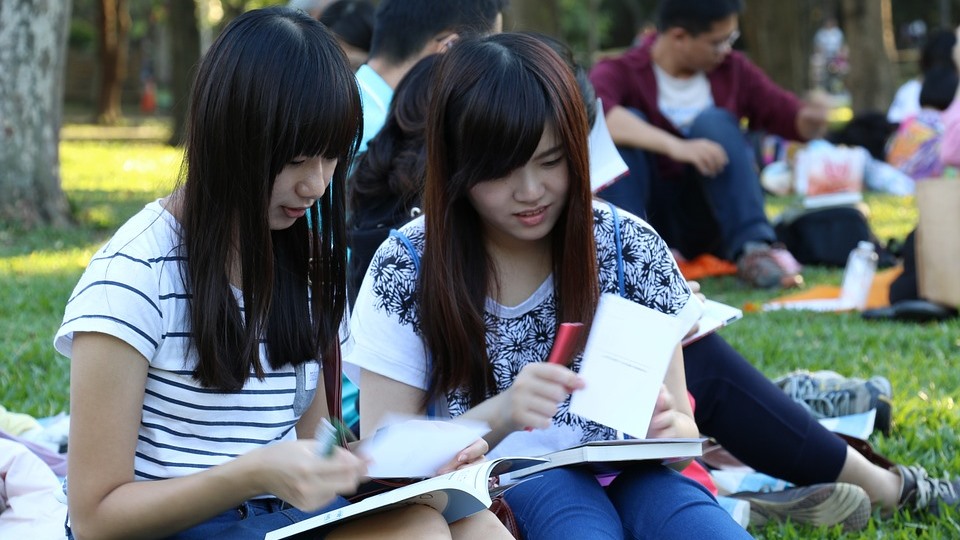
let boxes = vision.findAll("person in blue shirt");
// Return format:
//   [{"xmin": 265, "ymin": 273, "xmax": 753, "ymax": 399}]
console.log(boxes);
[{"xmin": 355, "ymin": 0, "xmax": 506, "ymax": 155}]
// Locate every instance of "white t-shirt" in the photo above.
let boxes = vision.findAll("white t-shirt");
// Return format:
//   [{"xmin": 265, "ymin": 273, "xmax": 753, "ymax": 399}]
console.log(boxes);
[
  {"xmin": 55, "ymin": 201, "xmax": 317, "ymax": 481},
  {"xmin": 888, "ymin": 78, "xmax": 922, "ymax": 124},
  {"xmin": 654, "ymin": 64, "xmax": 714, "ymax": 135},
  {"xmin": 346, "ymin": 202, "xmax": 694, "ymax": 458},
  {"xmin": 814, "ymin": 27, "xmax": 844, "ymax": 57}
]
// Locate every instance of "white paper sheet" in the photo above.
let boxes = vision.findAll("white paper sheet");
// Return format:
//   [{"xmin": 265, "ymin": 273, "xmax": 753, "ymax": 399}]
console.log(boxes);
[
  {"xmin": 357, "ymin": 417, "xmax": 490, "ymax": 478},
  {"xmin": 570, "ymin": 294, "xmax": 697, "ymax": 438},
  {"xmin": 817, "ymin": 409, "xmax": 876, "ymax": 440},
  {"xmin": 682, "ymin": 299, "xmax": 743, "ymax": 346},
  {"xmin": 762, "ymin": 297, "xmax": 855, "ymax": 312},
  {"xmin": 589, "ymin": 99, "xmax": 629, "ymax": 193}
]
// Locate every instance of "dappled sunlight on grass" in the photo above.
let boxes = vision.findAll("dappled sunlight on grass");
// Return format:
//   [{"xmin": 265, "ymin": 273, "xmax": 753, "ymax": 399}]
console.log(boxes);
[
  {"xmin": 0, "ymin": 245, "xmax": 99, "ymax": 276},
  {"xmin": 60, "ymin": 141, "xmax": 180, "ymax": 194}
]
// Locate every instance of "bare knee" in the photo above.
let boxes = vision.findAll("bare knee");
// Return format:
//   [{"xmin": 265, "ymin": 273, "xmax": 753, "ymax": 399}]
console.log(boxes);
[
  {"xmin": 449, "ymin": 510, "xmax": 514, "ymax": 540},
  {"xmin": 328, "ymin": 503, "xmax": 451, "ymax": 539}
]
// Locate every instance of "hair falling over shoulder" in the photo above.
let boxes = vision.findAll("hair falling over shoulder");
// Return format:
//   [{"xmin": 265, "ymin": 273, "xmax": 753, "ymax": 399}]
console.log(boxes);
[
  {"xmin": 419, "ymin": 33, "xmax": 599, "ymax": 406},
  {"xmin": 178, "ymin": 7, "xmax": 361, "ymax": 390}
]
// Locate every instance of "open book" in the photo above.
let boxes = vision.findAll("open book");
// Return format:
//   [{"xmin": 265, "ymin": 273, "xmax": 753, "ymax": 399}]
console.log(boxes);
[
  {"xmin": 682, "ymin": 299, "xmax": 743, "ymax": 346},
  {"xmin": 505, "ymin": 438, "xmax": 705, "ymax": 480},
  {"xmin": 264, "ymin": 457, "xmax": 544, "ymax": 539}
]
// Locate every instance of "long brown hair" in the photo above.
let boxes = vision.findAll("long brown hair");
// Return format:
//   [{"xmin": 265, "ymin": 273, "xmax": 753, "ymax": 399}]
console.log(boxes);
[
  {"xmin": 421, "ymin": 33, "xmax": 598, "ymax": 406},
  {"xmin": 179, "ymin": 8, "xmax": 361, "ymax": 391}
]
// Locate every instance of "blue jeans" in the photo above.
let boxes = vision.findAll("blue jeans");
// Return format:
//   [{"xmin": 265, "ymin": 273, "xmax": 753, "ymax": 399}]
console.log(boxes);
[
  {"xmin": 597, "ymin": 107, "xmax": 776, "ymax": 261},
  {"xmin": 503, "ymin": 464, "xmax": 751, "ymax": 539},
  {"xmin": 67, "ymin": 497, "xmax": 351, "ymax": 540}
]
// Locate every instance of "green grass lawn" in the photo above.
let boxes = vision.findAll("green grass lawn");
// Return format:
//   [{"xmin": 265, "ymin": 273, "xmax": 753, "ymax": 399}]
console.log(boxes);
[{"xmin": 1, "ymin": 138, "xmax": 959, "ymax": 538}]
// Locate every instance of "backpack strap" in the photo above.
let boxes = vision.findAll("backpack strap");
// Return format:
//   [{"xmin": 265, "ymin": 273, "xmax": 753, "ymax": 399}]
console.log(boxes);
[
  {"xmin": 606, "ymin": 201, "xmax": 626, "ymax": 298},
  {"xmin": 389, "ymin": 229, "xmax": 421, "ymax": 275}
]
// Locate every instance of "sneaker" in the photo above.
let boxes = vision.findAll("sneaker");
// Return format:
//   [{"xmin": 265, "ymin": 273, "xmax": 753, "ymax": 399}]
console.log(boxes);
[
  {"xmin": 895, "ymin": 464, "xmax": 960, "ymax": 515},
  {"xmin": 729, "ymin": 482, "xmax": 871, "ymax": 531},
  {"xmin": 737, "ymin": 242, "xmax": 804, "ymax": 289},
  {"xmin": 774, "ymin": 369, "xmax": 893, "ymax": 435}
]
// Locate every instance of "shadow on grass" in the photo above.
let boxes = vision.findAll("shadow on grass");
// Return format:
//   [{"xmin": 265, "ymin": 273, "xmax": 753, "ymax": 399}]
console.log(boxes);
[{"xmin": 1, "ymin": 189, "xmax": 160, "ymax": 256}]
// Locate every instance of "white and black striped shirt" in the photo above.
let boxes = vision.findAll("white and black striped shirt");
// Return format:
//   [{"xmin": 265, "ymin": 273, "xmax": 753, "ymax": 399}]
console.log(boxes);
[{"xmin": 55, "ymin": 201, "xmax": 317, "ymax": 480}]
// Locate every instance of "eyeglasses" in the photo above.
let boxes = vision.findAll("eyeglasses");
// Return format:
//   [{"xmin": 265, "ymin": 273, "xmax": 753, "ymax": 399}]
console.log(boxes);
[{"xmin": 712, "ymin": 30, "xmax": 740, "ymax": 53}]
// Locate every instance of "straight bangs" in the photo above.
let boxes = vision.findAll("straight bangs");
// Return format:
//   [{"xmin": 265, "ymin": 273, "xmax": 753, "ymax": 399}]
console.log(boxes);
[
  {"xmin": 187, "ymin": 9, "xmax": 361, "ymax": 221},
  {"xmin": 263, "ymin": 20, "xmax": 363, "ymax": 179},
  {"xmin": 179, "ymin": 8, "xmax": 356, "ymax": 389},
  {"xmin": 445, "ymin": 51, "xmax": 551, "ymax": 194}
]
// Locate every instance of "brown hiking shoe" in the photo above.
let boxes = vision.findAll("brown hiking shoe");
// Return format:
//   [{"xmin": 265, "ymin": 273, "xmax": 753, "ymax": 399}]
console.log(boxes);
[
  {"xmin": 729, "ymin": 482, "xmax": 871, "ymax": 531},
  {"xmin": 737, "ymin": 242, "xmax": 804, "ymax": 289}
]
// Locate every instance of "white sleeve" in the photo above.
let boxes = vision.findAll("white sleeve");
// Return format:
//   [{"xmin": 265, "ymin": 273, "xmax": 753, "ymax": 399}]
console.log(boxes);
[
  {"xmin": 343, "ymin": 233, "xmax": 431, "ymax": 391},
  {"xmin": 54, "ymin": 240, "xmax": 164, "ymax": 362}
]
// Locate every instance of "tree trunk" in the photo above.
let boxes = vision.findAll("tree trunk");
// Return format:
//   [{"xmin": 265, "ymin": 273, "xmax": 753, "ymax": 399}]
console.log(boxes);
[
  {"xmin": 741, "ymin": 0, "xmax": 816, "ymax": 95},
  {"xmin": 95, "ymin": 0, "xmax": 130, "ymax": 125},
  {"xmin": 505, "ymin": 0, "xmax": 561, "ymax": 36},
  {"xmin": 167, "ymin": 0, "xmax": 201, "ymax": 147},
  {"xmin": 842, "ymin": 0, "xmax": 896, "ymax": 112},
  {"xmin": 217, "ymin": 0, "xmax": 247, "ymax": 35},
  {"xmin": 0, "ymin": 0, "xmax": 73, "ymax": 228}
]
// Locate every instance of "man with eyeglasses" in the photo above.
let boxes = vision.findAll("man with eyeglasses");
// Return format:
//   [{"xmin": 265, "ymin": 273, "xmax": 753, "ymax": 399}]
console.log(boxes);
[{"xmin": 591, "ymin": 0, "xmax": 828, "ymax": 290}]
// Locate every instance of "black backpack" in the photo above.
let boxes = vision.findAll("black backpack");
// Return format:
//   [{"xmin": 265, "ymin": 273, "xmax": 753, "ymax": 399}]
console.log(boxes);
[
  {"xmin": 773, "ymin": 205, "xmax": 893, "ymax": 268},
  {"xmin": 346, "ymin": 195, "xmax": 421, "ymax": 307}
]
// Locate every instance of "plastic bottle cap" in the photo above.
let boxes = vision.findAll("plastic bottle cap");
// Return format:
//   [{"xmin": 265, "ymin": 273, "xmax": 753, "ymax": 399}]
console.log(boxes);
[{"xmin": 857, "ymin": 240, "xmax": 874, "ymax": 250}]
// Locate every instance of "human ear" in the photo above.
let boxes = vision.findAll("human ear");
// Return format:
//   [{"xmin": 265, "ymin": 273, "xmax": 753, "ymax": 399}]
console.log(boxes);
[
  {"xmin": 437, "ymin": 32, "xmax": 460, "ymax": 53},
  {"xmin": 666, "ymin": 27, "xmax": 689, "ymax": 43}
]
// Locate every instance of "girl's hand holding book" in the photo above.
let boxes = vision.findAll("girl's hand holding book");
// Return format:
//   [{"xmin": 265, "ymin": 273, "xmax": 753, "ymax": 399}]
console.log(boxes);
[
  {"xmin": 645, "ymin": 385, "xmax": 699, "ymax": 440},
  {"xmin": 435, "ymin": 437, "xmax": 490, "ymax": 475}
]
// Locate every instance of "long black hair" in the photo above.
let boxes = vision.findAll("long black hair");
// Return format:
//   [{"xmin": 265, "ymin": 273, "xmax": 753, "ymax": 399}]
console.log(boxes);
[
  {"xmin": 421, "ymin": 33, "xmax": 598, "ymax": 405},
  {"xmin": 179, "ymin": 7, "xmax": 361, "ymax": 390}
]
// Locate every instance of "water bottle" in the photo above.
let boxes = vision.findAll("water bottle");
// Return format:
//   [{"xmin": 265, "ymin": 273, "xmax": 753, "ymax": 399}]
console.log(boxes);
[{"xmin": 840, "ymin": 241, "xmax": 878, "ymax": 310}]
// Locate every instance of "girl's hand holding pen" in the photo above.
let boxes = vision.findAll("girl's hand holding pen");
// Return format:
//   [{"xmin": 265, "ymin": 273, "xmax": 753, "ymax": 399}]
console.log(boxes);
[
  {"xmin": 506, "ymin": 363, "xmax": 585, "ymax": 431},
  {"xmin": 243, "ymin": 439, "xmax": 367, "ymax": 512},
  {"xmin": 518, "ymin": 321, "xmax": 585, "ymax": 431}
]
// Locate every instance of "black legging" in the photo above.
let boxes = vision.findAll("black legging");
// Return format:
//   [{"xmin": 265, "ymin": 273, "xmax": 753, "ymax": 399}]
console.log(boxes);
[{"xmin": 684, "ymin": 333, "xmax": 848, "ymax": 487}]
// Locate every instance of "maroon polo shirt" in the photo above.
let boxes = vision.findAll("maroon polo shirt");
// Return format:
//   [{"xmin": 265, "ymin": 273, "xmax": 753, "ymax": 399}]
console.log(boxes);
[{"xmin": 590, "ymin": 34, "xmax": 804, "ymax": 180}]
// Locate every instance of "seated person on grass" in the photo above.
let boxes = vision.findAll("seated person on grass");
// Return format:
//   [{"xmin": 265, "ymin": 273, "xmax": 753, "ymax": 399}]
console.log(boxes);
[
  {"xmin": 589, "ymin": 0, "xmax": 829, "ymax": 289},
  {"xmin": 348, "ymin": 32, "xmax": 752, "ymax": 539},
  {"xmin": 886, "ymin": 64, "xmax": 958, "ymax": 181}
]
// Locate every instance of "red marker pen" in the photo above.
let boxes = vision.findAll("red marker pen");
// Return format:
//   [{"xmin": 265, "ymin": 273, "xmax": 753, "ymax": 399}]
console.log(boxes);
[
  {"xmin": 526, "ymin": 322, "xmax": 585, "ymax": 431},
  {"xmin": 545, "ymin": 322, "xmax": 584, "ymax": 366}
]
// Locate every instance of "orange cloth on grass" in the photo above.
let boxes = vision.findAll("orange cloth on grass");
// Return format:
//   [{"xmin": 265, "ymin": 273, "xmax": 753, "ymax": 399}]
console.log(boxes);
[
  {"xmin": 762, "ymin": 267, "xmax": 902, "ymax": 310},
  {"xmin": 677, "ymin": 254, "xmax": 739, "ymax": 281}
]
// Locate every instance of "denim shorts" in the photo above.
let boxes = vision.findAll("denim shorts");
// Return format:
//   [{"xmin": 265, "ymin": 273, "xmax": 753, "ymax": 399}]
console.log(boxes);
[{"xmin": 66, "ymin": 496, "xmax": 351, "ymax": 540}]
